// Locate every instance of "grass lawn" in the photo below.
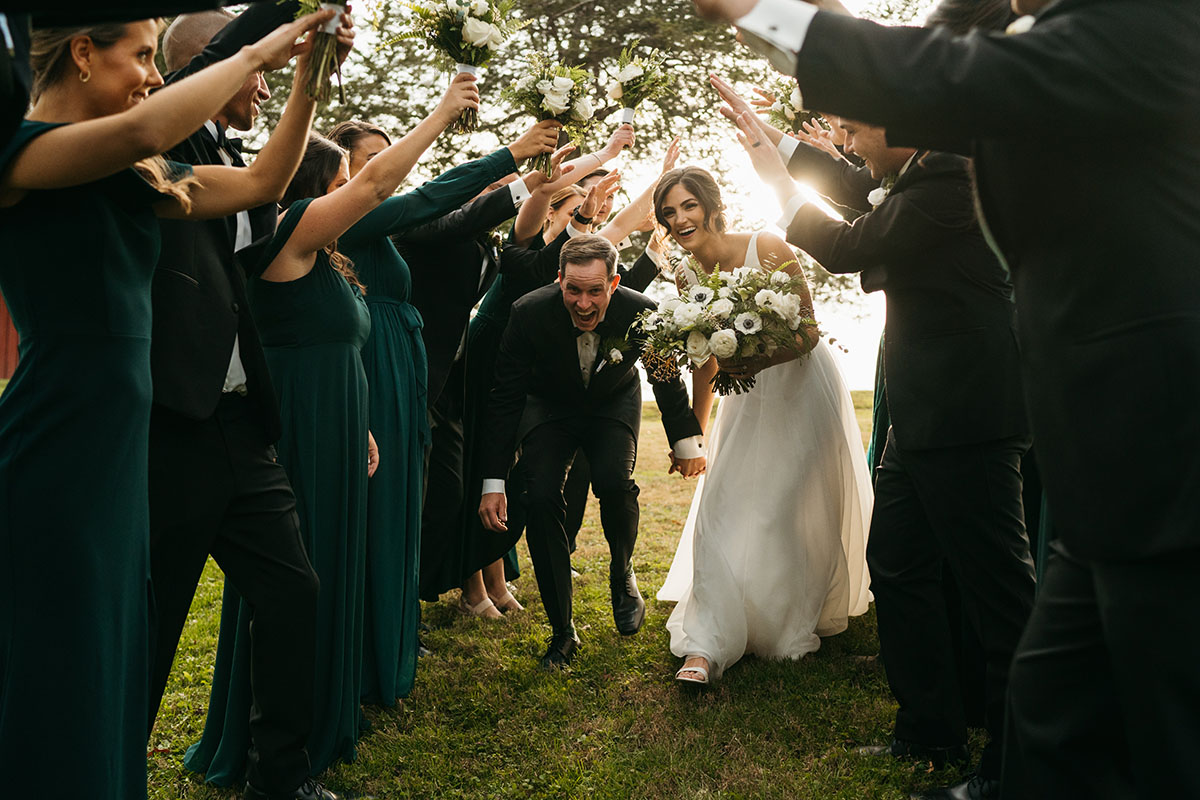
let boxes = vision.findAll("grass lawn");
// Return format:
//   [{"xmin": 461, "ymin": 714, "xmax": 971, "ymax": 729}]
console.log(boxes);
[{"xmin": 149, "ymin": 390, "xmax": 980, "ymax": 799}]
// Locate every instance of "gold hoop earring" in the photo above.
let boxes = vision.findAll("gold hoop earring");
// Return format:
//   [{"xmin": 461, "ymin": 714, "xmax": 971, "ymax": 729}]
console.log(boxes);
[{"xmin": 79, "ymin": 70, "xmax": 90, "ymax": 83}]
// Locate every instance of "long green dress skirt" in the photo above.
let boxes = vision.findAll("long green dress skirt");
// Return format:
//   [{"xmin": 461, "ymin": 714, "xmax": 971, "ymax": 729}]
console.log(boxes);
[
  {"xmin": 185, "ymin": 198, "xmax": 372, "ymax": 781},
  {"xmin": 339, "ymin": 147, "xmax": 514, "ymax": 707},
  {"xmin": 0, "ymin": 121, "xmax": 170, "ymax": 799}
]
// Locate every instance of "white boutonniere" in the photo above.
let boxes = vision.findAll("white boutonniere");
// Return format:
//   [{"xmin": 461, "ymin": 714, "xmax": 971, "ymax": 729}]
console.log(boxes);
[
  {"xmin": 868, "ymin": 173, "xmax": 898, "ymax": 208},
  {"xmin": 594, "ymin": 336, "xmax": 631, "ymax": 376},
  {"xmin": 1006, "ymin": 15, "xmax": 1036, "ymax": 35}
]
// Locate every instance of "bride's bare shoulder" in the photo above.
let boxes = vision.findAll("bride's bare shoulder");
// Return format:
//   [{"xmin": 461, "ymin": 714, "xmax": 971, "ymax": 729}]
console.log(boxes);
[{"xmin": 755, "ymin": 232, "xmax": 800, "ymax": 272}]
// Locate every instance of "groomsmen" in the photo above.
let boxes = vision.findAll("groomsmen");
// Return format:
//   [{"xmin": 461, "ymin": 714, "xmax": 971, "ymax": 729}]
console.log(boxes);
[
  {"xmin": 145, "ymin": 7, "xmax": 348, "ymax": 800},
  {"xmin": 479, "ymin": 235, "xmax": 705, "ymax": 668},
  {"xmin": 695, "ymin": 0, "xmax": 1200, "ymax": 797}
]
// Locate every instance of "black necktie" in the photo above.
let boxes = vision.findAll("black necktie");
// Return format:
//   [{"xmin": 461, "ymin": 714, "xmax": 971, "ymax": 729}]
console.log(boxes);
[{"xmin": 214, "ymin": 124, "xmax": 243, "ymax": 162}]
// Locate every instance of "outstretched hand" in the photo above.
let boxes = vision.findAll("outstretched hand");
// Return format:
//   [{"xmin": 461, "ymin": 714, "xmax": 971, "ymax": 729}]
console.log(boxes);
[
  {"xmin": 735, "ymin": 111, "xmax": 791, "ymax": 186},
  {"xmin": 527, "ymin": 143, "xmax": 577, "ymax": 191},
  {"xmin": 509, "ymin": 119, "xmax": 562, "ymax": 165},
  {"xmin": 435, "ymin": 72, "xmax": 481, "ymax": 126},
  {"xmin": 250, "ymin": 10, "xmax": 336, "ymax": 72},
  {"xmin": 579, "ymin": 169, "xmax": 621, "ymax": 220},
  {"xmin": 797, "ymin": 118, "xmax": 843, "ymax": 161}
]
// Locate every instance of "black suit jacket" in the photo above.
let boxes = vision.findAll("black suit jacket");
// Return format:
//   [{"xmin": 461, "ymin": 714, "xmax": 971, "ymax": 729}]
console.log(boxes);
[
  {"xmin": 151, "ymin": 1, "xmax": 297, "ymax": 441},
  {"xmin": 792, "ymin": 0, "xmax": 1200, "ymax": 558},
  {"xmin": 785, "ymin": 146, "xmax": 1026, "ymax": 450},
  {"xmin": 482, "ymin": 284, "xmax": 701, "ymax": 480},
  {"xmin": 400, "ymin": 186, "xmax": 660, "ymax": 407}
]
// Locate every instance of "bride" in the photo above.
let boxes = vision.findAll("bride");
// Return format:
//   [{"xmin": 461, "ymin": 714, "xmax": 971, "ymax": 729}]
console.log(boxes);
[{"xmin": 652, "ymin": 166, "xmax": 873, "ymax": 685}]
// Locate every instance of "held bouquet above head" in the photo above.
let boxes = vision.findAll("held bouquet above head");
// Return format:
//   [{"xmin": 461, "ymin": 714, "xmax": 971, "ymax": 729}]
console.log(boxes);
[
  {"xmin": 605, "ymin": 41, "xmax": 673, "ymax": 125},
  {"xmin": 293, "ymin": 0, "xmax": 348, "ymax": 102},
  {"xmin": 397, "ymin": 0, "xmax": 525, "ymax": 131},
  {"xmin": 502, "ymin": 55, "xmax": 596, "ymax": 173},
  {"xmin": 760, "ymin": 75, "xmax": 821, "ymax": 135},
  {"xmin": 634, "ymin": 258, "xmax": 818, "ymax": 395}
]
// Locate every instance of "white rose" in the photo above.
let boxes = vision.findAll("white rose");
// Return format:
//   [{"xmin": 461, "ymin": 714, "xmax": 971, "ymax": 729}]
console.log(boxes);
[
  {"xmin": 659, "ymin": 296, "xmax": 682, "ymax": 313},
  {"xmin": 615, "ymin": 64, "xmax": 644, "ymax": 83},
  {"xmin": 541, "ymin": 91, "xmax": 571, "ymax": 116},
  {"xmin": 552, "ymin": 75, "xmax": 575, "ymax": 92},
  {"xmin": 606, "ymin": 81, "xmax": 623, "ymax": 102},
  {"xmin": 515, "ymin": 75, "xmax": 535, "ymax": 92},
  {"xmin": 609, "ymin": 348, "xmax": 624, "ymax": 364},
  {"xmin": 688, "ymin": 285, "xmax": 714, "ymax": 305},
  {"xmin": 470, "ymin": 0, "xmax": 489, "ymax": 14},
  {"xmin": 755, "ymin": 289, "xmax": 779, "ymax": 309},
  {"xmin": 686, "ymin": 330, "xmax": 712, "ymax": 365},
  {"xmin": 672, "ymin": 302, "xmax": 704, "ymax": 328},
  {"xmin": 784, "ymin": 106, "xmax": 796, "ymax": 121},
  {"xmin": 1006, "ymin": 15, "xmax": 1036, "ymax": 35},
  {"xmin": 708, "ymin": 329, "xmax": 739, "ymax": 359},
  {"xmin": 732, "ymin": 266, "xmax": 757, "ymax": 283},
  {"xmin": 771, "ymin": 100, "xmax": 784, "ymax": 113},
  {"xmin": 461, "ymin": 16, "xmax": 494, "ymax": 47},
  {"xmin": 571, "ymin": 95, "xmax": 595, "ymax": 122},
  {"xmin": 770, "ymin": 270, "xmax": 790, "ymax": 286},
  {"xmin": 536, "ymin": 79, "xmax": 555, "ymax": 94},
  {"xmin": 790, "ymin": 86, "xmax": 803, "ymax": 111},
  {"xmin": 717, "ymin": 286, "xmax": 733, "ymax": 300},
  {"xmin": 868, "ymin": 187, "xmax": 889, "ymax": 207},
  {"xmin": 483, "ymin": 22, "xmax": 504, "ymax": 47},
  {"xmin": 734, "ymin": 312, "xmax": 763, "ymax": 334},
  {"xmin": 709, "ymin": 298, "xmax": 735, "ymax": 319}
]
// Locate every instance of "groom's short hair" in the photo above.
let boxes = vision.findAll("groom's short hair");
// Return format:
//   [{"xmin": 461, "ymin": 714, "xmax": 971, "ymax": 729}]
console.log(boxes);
[{"xmin": 560, "ymin": 235, "xmax": 618, "ymax": 279}]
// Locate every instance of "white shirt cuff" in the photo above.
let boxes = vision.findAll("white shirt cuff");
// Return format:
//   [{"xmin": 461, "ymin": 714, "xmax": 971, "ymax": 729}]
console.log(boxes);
[
  {"xmin": 673, "ymin": 435, "xmax": 705, "ymax": 460},
  {"xmin": 617, "ymin": 236, "xmax": 634, "ymax": 251},
  {"xmin": 777, "ymin": 192, "xmax": 810, "ymax": 228},
  {"xmin": 509, "ymin": 179, "xmax": 532, "ymax": 207},
  {"xmin": 735, "ymin": 0, "xmax": 819, "ymax": 76},
  {"xmin": 645, "ymin": 245, "xmax": 669, "ymax": 273},
  {"xmin": 567, "ymin": 220, "xmax": 589, "ymax": 238},
  {"xmin": 776, "ymin": 134, "xmax": 800, "ymax": 162},
  {"xmin": 482, "ymin": 479, "xmax": 506, "ymax": 495}
]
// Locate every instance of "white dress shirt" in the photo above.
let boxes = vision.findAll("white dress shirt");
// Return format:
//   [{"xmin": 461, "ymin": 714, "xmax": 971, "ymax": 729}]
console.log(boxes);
[{"xmin": 733, "ymin": 0, "xmax": 820, "ymax": 76}]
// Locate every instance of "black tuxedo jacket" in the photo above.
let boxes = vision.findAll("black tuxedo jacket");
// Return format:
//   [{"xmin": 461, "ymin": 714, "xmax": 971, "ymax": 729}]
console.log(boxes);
[
  {"xmin": 792, "ymin": 0, "xmax": 1200, "ymax": 558},
  {"xmin": 399, "ymin": 186, "xmax": 660, "ymax": 407},
  {"xmin": 785, "ymin": 142, "xmax": 876, "ymax": 218},
  {"xmin": 151, "ymin": 1, "xmax": 297, "ymax": 441},
  {"xmin": 482, "ymin": 284, "xmax": 701, "ymax": 480},
  {"xmin": 785, "ymin": 146, "xmax": 1026, "ymax": 450}
]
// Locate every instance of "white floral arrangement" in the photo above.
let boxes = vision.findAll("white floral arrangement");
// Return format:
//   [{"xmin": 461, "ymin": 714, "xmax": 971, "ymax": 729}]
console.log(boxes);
[
  {"xmin": 502, "ymin": 54, "xmax": 595, "ymax": 173},
  {"xmin": 394, "ymin": 0, "xmax": 525, "ymax": 131},
  {"xmin": 604, "ymin": 40, "xmax": 672, "ymax": 125},
  {"xmin": 762, "ymin": 74, "xmax": 820, "ymax": 135},
  {"xmin": 634, "ymin": 258, "xmax": 819, "ymax": 395}
]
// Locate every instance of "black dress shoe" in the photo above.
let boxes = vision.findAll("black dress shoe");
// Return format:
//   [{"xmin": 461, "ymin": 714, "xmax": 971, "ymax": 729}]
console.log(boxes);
[
  {"xmin": 855, "ymin": 737, "xmax": 970, "ymax": 769},
  {"xmin": 610, "ymin": 569, "xmax": 646, "ymax": 636},
  {"xmin": 911, "ymin": 775, "xmax": 999, "ymax": 800},
  {"xmin": 243, "ymin": 777, "xmax": 341, "ymax": 800},
  {"xmin": 539, "ymin": 627, "xmax": 580, "ymax": 670}
]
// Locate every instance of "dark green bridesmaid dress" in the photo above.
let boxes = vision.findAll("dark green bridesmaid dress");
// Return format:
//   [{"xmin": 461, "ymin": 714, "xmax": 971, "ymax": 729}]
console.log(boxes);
[
  {"xmin": 185, "ymin": 198, "xmax": 372, "ymax": 781},
  {"xmin": 338, "ymin": 149, "xmax": 514, "ymax": 708},
  {"xmin": 0, "ymin": 121, "xmax": 173, "ymax": 799}
]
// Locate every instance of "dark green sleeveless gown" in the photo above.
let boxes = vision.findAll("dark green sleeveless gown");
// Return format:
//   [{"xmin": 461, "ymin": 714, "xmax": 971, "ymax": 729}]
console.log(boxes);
[
  {"xmin": 0, "ymin": 121, "xmax": 171, "ymax": 799},
  {"xmin": 185, "ymin": 198, "xmax": 372, "ymax": 781}
]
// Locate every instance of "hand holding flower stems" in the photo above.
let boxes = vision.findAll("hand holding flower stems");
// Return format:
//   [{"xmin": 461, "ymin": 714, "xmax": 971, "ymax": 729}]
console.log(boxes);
[
  {"xmin": 433, "ymin": 72, "xmax": 482, "ymax": 129},
  {"xmin": 290, "ymin": 1, "xmax": 350, "ymax": 102}
]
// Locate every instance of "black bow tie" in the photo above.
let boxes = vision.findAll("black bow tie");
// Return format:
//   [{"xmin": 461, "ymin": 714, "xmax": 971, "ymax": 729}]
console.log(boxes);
[{"xmin": 213, "ymin": 124, "xmax": 243, "ymax": 158}]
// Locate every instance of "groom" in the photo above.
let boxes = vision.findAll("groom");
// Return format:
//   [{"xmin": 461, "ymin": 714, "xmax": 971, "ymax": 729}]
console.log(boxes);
[{"xmin": 479, "ymin": 234, "xmax": 705, "ymax": 668}]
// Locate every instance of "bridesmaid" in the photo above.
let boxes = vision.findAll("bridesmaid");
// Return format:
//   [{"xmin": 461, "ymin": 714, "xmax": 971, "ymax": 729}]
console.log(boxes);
[
  {"xmin": 185, "ymin": 74, "xmax": 479, "ymax": 781},
  {"xmin": 325, "ymin": 117, "xmax": 558, "ymax": 707},
  {"xmin": 0, "ymin": 13, "xmax": 330, "ymax": 799}
]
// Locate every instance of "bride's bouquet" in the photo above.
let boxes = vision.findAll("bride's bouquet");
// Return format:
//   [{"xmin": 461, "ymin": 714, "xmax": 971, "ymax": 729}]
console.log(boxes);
[
  {"xmin": 634, "ymin": 259, "xmax": 818, "ymax": 395},
  {"xmin": 604, "ymin": 41, "xmax": 673, "ymax": 125},
  {"xmin": 761, "ymin": 75, "xmax": 821, "ymax": 135},
  {"xmin": 395, "ymin": 0, "xmax": 525, "ymax": 132},
  {"xmin": 502, "ymin": 55, "xmax": 596, "ymax": 173},
  {"xmin": 293, "ymin": 0, "xmax": 348, "ymax": 102}
]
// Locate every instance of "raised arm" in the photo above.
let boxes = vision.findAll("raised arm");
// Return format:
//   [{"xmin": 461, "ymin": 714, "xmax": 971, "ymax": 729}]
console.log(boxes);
[
  {"xmin": 267, "ymin": 73, "xmax": 477, "ymax": 275},
  {"xmin": 2, "ymin": 12, "xmax": 331, "ymax": 199},
  {"xmin": 167, "ymin": 0, "xmax": 299, "ymax": 82},
  {"xmin": 596, "ymin": 136, "xmax": 680, "ymax": 246},
  {"xmin": 534, "ymin": 123, "xmax": 635, "ymax": 197}
]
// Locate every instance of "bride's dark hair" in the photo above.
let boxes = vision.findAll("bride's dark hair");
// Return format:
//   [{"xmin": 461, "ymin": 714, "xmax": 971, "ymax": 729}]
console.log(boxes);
[{"xmin": 653, "ymin": 166, "xmax": 727, "ymax": 235}]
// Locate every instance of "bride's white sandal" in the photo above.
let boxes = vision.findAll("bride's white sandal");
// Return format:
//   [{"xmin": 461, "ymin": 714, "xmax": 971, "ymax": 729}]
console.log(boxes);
[{"xmin": 675, "ymin": 656, "xmax": 710, "ymax": 686}]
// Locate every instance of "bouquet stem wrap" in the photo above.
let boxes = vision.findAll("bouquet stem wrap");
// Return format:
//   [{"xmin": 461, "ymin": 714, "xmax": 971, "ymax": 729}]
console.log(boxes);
[
  {"xmin": 302, "ymin": 2, "xmax": 345, "ymax": 103},
  {"xmin": 454, "ymin": 63, "xmax": 480, "ymax": 133}
]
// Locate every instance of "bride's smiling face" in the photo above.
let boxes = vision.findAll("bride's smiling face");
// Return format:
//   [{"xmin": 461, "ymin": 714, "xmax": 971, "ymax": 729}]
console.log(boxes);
[{"xmin": 658, "ymin": 185, "xmax": 711, "ymax": 250}]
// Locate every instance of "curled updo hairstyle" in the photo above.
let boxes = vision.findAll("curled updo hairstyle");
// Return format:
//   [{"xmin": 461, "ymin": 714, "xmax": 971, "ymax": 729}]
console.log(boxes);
[
  {"xmin": 653, "ymin": 166, "xmax": 727, "ymax": 235},
  {"xmin": 30, "ymin": 22, "xmax": 199, "ymax": 210},
  {"xmin": 926, "ymin": 0, "xmax": 1016, "ymax": 34},
  {"xmin": 543, "ymin": 185, "xmax": 586, "ymax": 232},
  {"xmin": 281, "ymin": 134, "xmax": 365, "ymax": 293},
  {"xmin": 326, "ymin": 120, "xmax": 392, "ymax": 153}
]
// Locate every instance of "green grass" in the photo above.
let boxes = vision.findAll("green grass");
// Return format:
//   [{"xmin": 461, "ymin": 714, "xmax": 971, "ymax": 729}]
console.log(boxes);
[{"xmin": 149, "ymin": 390, "xmax": 979, "ymax": 799}]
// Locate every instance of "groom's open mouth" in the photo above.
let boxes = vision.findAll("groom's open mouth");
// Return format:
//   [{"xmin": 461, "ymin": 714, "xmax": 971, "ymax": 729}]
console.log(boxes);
[{"xmin": 573, "ymin": 308, "xmax": 599, "ymax": 326}]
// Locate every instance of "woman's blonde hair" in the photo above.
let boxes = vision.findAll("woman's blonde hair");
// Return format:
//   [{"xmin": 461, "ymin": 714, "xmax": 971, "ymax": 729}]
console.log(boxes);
[
  {"xmin": 543, "ymin": 185, "xmax": 586, "ymax": 232},
  {"xmin": 30, "ymin": 21, "xmax": 199, "ymax": 211}
]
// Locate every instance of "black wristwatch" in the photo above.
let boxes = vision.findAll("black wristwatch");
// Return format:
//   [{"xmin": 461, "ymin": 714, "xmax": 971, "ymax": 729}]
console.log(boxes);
[{"xmin": 573, "ymin": 210, "xmax": 594, "ymax": 226}]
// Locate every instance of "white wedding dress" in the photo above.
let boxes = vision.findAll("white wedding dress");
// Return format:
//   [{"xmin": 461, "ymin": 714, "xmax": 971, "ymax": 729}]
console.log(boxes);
[{"xmin": 659, "ymin": 233, "xmax": 873, "ymax": 679}]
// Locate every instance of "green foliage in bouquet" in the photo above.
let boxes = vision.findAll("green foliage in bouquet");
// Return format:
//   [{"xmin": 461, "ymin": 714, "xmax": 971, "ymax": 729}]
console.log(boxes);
[
  {"xmin": 634, "ymin": 258, "xmax": 819, "ymax": 395},
  {"xmin": 390, "ymin": 0, "xmax": 525, "ymax": 132},
  {"xmin": 293, "ymin": 0, "xmax": 346, "ymax": 103},
  {"xmin": 605, "ymin": 40, "xmax": 673, "ymax": 110},
  {"xmin": 762, "ymin": 74, "xmax": 821, "ymax": 135},
  {"xmin": 501, "ymin": 54, "xmax": 596, "ymax": 172}
]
